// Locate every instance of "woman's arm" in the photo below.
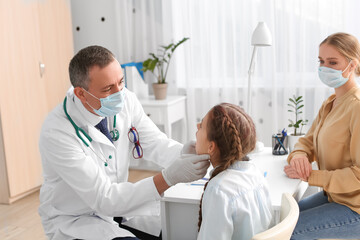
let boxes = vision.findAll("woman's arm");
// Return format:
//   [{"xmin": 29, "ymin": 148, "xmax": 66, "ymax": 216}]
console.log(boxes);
[
  {"xmin": 287, "ymin": 101, "xmax": 325, "ymax": 164},
  {"xmin": 308, "ymin": 101, "xmax": 360, "ymax": 194},
  {"xmin": 285, "ymin": 100, "xmax": 328, "ymax": 179}
]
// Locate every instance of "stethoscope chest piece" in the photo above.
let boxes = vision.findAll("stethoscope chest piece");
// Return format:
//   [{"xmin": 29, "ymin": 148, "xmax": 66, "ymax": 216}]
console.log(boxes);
[{"xmin": 110, "ymin": 129, "xmax": 120, "ymax": 141}]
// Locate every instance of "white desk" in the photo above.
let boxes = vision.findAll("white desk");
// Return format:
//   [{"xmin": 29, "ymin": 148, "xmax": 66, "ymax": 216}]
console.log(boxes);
[
  {"xmin": 139, "ymin": 95, "xmax": 187, "ymax": 142},
  {"xmin": 160, "ymin": 148, "xmax": 308, "ymax": 240}
]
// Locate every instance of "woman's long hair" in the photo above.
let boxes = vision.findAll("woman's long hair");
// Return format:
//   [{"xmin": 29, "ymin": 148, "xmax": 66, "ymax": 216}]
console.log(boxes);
[{"xmin": 198, "ymin": 103, "xmax": 256, "ymax": 230}]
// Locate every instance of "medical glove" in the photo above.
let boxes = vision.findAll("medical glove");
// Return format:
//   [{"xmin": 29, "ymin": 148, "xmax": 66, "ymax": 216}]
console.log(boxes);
[
  {"xmin": 162, "ymin": 154, "xmax": 210, "ymax": 186},
  {"xmin": 181, "ymin": 140, "xmax": 197, "ymax": 155}
]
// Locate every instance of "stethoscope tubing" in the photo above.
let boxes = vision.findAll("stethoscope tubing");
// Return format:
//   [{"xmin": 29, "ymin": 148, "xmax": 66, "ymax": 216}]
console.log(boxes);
[{"xmin": 63, "ymin": 97, "xmax": 117, "ymax": 166}]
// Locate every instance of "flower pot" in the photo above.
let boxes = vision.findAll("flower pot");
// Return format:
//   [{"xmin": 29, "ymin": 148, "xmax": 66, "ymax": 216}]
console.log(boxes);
[
  {"xmin": 152, "ymin": 83, "xmax": 168, "ymax": 100},
  {"xmin": 288, "ymin": 134, "xmax": 305, "ymax": 153}
]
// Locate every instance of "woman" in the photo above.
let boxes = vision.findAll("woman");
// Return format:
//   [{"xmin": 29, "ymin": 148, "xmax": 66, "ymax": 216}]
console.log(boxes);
[{"xmin": 285, "ymin": 32, "xmax": 360, "ymax": 239}]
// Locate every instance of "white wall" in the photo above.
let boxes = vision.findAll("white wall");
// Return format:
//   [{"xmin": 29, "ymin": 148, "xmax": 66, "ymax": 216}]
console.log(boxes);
[
  {"xmin": 70, "ymin": 0, "xmax": 120, "ymax": 56},
  {"xmin": 345, "ymin": 1, "xmax": 360, "ymax": 40}
]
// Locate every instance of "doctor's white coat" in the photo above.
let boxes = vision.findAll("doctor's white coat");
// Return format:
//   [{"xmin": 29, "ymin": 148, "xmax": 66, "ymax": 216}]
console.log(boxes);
[{"xmin": 38, "ymin": 88, "xmax": 182, "ymax": 240}]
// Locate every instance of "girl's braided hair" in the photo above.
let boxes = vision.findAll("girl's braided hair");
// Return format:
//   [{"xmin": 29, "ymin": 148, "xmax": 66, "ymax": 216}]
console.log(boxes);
[{"xmin": 198, "ymin": 103, "xmax": 256, "ymax": 230}]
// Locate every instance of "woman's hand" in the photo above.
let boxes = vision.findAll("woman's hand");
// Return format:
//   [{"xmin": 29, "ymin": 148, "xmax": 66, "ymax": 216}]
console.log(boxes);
[
  {"xmin": 284, "ymin": 165, "xmax": 307, "ymax": 181},
  {"xmin": 284, "ymin": 155, "xmax": 312, "ymax": 181}
]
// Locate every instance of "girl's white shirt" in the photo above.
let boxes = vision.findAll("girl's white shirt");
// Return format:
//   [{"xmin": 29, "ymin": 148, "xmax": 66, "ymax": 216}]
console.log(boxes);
[{"xmin": 197, "ymin": 161, "xmax": 274, "ymax": 240}]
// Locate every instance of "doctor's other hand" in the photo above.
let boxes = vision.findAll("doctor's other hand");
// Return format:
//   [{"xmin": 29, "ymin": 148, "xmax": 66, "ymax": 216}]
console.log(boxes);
[
  {"xmin": 162, "ymin": 154, "xmax": 210, "ymax": 186},
  {"xmin": 181, "ymin": 140, "xmax": 197, "ymax": 155}
]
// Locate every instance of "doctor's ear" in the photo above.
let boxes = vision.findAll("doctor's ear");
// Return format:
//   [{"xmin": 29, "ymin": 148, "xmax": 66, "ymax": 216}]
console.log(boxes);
[{"xmin": 74, "ymin": 87, "xmax": 87, "ymax": 102}]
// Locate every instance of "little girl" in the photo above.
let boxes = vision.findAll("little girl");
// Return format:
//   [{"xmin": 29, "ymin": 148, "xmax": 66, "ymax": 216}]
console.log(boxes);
[{"xmin": 196, "ymin": 103, "xmax": 273, "ymax": 240}]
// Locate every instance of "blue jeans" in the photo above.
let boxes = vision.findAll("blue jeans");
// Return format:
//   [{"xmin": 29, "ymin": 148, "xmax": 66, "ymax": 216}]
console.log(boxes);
[{"xmin": 290, "ymin": 191, "xmax": 360, "ymax": 239}]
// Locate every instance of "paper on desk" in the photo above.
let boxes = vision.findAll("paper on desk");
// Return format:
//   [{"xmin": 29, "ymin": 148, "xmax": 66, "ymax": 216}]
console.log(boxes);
[{"xmin": 188, "ymin": 178, "xmax": 208, "ymax": 186}]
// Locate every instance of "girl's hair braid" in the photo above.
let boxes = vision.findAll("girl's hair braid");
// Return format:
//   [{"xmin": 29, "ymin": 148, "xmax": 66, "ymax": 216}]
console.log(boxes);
[{"xmin": 198, "ymin": 103, "xmax": 256, "ymax": 231}]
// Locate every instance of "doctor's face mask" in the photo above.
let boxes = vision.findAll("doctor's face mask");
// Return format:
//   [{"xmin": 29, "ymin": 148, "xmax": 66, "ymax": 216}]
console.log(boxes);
[{"xmin": 83, "ymin": 88, "xmax": 126, "ymax": 117}]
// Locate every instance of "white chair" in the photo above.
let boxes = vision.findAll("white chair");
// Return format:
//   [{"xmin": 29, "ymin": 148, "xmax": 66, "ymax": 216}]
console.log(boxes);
[{"xmin": 252, "ymin": 193, "xmax": 299, "ymax": 240}]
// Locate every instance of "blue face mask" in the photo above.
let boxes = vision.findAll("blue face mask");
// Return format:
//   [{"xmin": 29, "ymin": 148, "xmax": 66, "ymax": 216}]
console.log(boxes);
[
  {"xmin": 84, "ymin": 89, "xmax": 125, "ymax": 117},
  {"xmin": 318, "ymin": 61, "xmax": 352, "ymax": 88}
]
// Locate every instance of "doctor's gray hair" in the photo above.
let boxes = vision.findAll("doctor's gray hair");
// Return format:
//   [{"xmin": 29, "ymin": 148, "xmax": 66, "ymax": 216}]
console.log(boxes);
[{"xmin": 69, "ymin": 45, "xmax": 115, "ymax": 89}]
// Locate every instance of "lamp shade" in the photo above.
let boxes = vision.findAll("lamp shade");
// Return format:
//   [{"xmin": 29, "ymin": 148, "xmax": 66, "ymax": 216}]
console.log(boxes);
[{"xmin": 251, "ymin": 22, "xmax": 272, "ymax": 46}]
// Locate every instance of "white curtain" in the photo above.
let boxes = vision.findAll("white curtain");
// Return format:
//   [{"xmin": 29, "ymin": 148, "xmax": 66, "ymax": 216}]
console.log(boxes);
[{"xmin": 116, "ymin": 0, "xmax": 360, "ymax": 146}]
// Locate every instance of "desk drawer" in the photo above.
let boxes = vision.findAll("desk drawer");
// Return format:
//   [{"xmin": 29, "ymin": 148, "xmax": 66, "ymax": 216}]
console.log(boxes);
[{"xmin": 143, "ymin": 106, "xmax": 164, "ymax": 124}]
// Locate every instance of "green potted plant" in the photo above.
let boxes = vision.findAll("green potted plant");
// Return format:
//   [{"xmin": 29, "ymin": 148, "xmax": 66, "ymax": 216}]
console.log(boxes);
[
  {"xmin": 142, "ymin": 37, "xmax": 189, "ymax": 100},
  {"xmin": 288, "ymin": 95, "xmax": 309, "ymax": 152}
]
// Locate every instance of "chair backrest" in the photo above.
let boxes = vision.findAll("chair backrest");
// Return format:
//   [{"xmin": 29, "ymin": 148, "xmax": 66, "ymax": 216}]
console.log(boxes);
[{"xmin": 251, "ymin": 193, "xmax": 299, "ymax": 240}]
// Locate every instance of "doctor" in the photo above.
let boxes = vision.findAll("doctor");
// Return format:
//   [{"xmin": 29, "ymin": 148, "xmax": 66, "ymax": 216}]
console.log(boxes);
[{"xmin": 38, "ymin": 45, "xmax": 210, "ymax": 240}]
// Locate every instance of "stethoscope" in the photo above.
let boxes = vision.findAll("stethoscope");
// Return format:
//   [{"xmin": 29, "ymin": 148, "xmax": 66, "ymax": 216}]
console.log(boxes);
[{"xmin": 63, "ymin": 97, "xmax": 119, "ymax": 166}]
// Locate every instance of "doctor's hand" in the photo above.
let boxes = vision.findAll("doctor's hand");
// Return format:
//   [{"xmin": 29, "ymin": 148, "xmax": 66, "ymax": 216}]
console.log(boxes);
[
  {"xmin": 162, "ymin": 154, "xmax": 210, "ymax": 186},
  {"xmin": 288, "ymin": 155, "xmax": 312, "ymax": 181},
  {"xmin": 181, "ymin": 140, "xmax": 197, "ymax": 155}
]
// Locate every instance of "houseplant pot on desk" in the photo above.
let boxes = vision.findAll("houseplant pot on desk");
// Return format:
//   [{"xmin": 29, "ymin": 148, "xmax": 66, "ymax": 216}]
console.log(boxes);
[
  {"xmin": 142, "ymin": 37, "xmax": 189, "ymax": 100},
  {"xmin": 288, "ymin": 95, "xmax": 308, "ymax": 152}
]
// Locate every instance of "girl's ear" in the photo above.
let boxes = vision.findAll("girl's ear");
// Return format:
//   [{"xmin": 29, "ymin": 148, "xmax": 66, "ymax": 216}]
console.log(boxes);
[{"xmin": 208, "ymin": 141, "xmax": 217, "ymax": 155}]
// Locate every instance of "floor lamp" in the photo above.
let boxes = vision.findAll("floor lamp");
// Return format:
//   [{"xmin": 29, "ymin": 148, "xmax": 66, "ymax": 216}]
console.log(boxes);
[{"xmin": 247, "ymin": 22, "xmax": 272, "ymax": 115}]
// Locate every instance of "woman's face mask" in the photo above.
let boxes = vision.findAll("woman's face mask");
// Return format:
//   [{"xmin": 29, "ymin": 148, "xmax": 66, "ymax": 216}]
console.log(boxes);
[
  {"xmin": 318, "ymin": 60, "xmax": 352, "ymax": 88},
  {"xmin": 83, "ymin": 88, "xmax": 126, "ymax": 117}
]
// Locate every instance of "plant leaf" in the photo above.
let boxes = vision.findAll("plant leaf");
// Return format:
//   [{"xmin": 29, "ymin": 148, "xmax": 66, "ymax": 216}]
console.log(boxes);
[
  {"xmin": 171, "ymin": 37, "xmax": 189, "ymax": 52},
  {"xmin": 142, "ymin": 59, "xmax": 156, "ymax": 72},
  {"xmin": 162, "ymin": 43, "xmax": 174, "ymax": 50},
  {"xmin": 288, "ymin": 104, "xmax": 296, "ymax": 108},
  {"xmin": 148, "ymin": 59, "xmax": 158, "ymax": 72}
]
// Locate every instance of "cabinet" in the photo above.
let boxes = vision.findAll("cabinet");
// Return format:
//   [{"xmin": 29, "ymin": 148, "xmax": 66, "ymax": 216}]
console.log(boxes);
[
  {"xmin": 140, "ymin": 96, "xmax": 187, "ymax": 142},
  {"xmin": 0, "ymin": 0, "xmax": 73, "ymax": 204},
  {"xmin": 129, "ymin": 96, "xmax": 187, "ymax": 171}
]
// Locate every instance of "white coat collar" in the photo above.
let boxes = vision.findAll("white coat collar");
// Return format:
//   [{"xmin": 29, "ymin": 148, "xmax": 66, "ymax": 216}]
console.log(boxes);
[
  {"xmin": 65, "ymin": 87, "xmax": 114, "ymax": 147},
  {"xmin": 66, "ymin": 87, "xmax": 104, "ymax": 126},
  {"xmin": 74, "ymin": 90, "xmax": 104, "ymax": 126}
]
